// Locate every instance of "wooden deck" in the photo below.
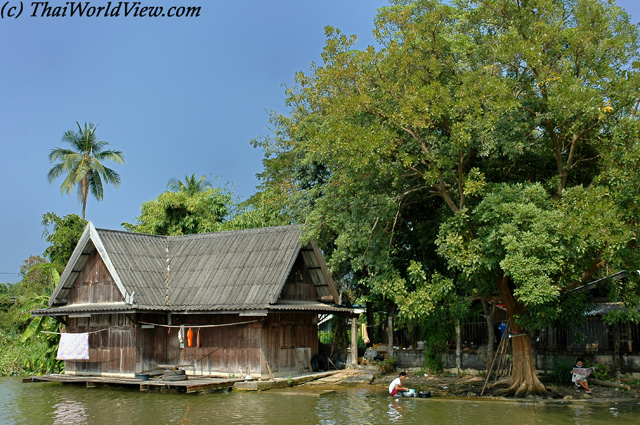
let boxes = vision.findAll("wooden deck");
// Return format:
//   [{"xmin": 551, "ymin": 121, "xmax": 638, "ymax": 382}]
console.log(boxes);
[{"xmin": 23, "ymin": 374, "xmax": 245, "ymax": 394}]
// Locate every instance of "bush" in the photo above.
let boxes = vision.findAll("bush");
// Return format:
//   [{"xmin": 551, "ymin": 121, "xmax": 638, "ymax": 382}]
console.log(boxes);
[
  {"xmin": 318, "ymin": 330, "xmax": 333, "ymax": 345},
  {"xmin": 0, "ymin": 329, "xmax": 63, "ymax": 376},
  {"xmin": 377, "ymin": 357, "xmax": 396, "ymax": 375},
  {"xmin": 592, "ymin": 363, "xmax": 612, "ymax": 380},
  {"xmin": 551, "ymin": 357, "xmax": 574, "ymax": 385}
]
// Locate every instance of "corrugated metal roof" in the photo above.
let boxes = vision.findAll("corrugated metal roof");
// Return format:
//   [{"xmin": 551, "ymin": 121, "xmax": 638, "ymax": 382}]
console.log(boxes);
[
  {"xmin": 167, "ymin": 226, "xmax": 301, "ymax": 307},
  {"xmin": 586, "ymin": 302, "xmax": 640, "ymax": 316},
  {"xmin": 33, "ymin": 303, "xmax": 140, "ymax": 316},
  {"xmin": 98, "ymin": 230, "xmax": 168, "ymax": 307},
  {"xmin": 46, "ymin": 223, "xmax": 345, "ymax": 314}
]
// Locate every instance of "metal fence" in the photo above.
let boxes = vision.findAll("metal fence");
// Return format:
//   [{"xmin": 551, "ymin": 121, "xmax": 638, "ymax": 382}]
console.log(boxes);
[{"xmin": 460, "ymin": 314, "xmax": 639, "ymax": 354}]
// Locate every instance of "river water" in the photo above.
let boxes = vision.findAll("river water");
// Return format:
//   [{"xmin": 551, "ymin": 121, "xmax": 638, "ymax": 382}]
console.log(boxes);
[{"xmin": 1, "ymin": 377, "xmax": 639, "ymax": 424}]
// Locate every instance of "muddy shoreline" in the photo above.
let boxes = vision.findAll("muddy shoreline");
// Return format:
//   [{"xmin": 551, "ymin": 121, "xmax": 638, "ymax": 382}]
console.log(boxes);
[{"xmin": 298, "ymin": 369, "xmax": 640, "ymax": 404}]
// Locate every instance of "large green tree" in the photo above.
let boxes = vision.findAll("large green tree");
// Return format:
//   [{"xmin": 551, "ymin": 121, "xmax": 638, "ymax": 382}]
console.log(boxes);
[
  {"xmin": 41, "ymin": 212, "xmax": 88, "ymax": 274},
  {"xmin": 123, "ymin": 188, "xmax": 231, "ymax": 236},
  {"xmin": 47, "ymin": 122, "xmax": 125, "ymax": 219},
  {"xmin": 254, "ymin": 0, "xmax": 640, "ymax": 395}
]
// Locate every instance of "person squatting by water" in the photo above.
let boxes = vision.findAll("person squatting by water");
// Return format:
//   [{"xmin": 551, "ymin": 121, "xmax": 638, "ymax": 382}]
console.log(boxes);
[{"xmin": 389, "ymin": 372, "xmax": 415, "ymax": 397}]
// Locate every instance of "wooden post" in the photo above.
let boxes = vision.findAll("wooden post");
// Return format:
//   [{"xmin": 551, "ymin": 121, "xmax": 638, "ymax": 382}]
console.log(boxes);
[
  {"xmin": 351, "ymin": 318, "xmax": 358, "ymax": 367},
  {"xmin": 305, "ymin": 349, "xmax": 313, "ymax": 373},
  {"xmin": 613, "ymin": 322, "xmax": 621, "ymax": 377},
  {"xmin": 387, "ymin": 310, "xmax": 394, "ymax": 359},
  {"xmin": 261, "ymin": 350, "xmax": 274, "ymax": 380},
  {"xmin": 455, "ymin": 319, "xmax": 462, "ymax": 371}
]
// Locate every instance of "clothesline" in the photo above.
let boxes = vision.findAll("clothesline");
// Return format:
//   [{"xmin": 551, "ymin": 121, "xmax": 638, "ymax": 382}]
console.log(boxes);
[
  {"xmin": 40, "ymin": 321, "xmax": 259, "ymax": 335},
  {"xmin": 138, "ymin": 320, "xmax": 258, "ymax": 328},
  {"xmin": 42, "ymin": 329, "xmax": 108, "ymax": 335}
]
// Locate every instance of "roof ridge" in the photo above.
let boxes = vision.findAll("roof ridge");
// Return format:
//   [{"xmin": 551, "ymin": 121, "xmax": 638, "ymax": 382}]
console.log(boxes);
[
  {"xmin": 94, "ymin": 224, "xmax": 302, "ymax": 242},
  {"xmin": 167, "ymin": 224, "xmax": 301, "ymax": 241},
  {"xmin": 95, "ymin": 228, "xmax": 168, "ymax": 239}
]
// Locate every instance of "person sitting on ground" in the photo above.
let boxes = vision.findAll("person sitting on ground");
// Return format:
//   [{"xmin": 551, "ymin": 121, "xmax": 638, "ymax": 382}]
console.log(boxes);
[
  {"xmin": 571, "ymin": 357, "xmax": 593, "ymax": 394},
  {"xmin": 389, "ymin": 372, "xmax": 414, "ymax": 397}
]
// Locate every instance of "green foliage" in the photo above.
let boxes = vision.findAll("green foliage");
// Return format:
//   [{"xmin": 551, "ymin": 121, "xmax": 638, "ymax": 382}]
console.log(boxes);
[
  {"xmin": 318, "ymin": 330, "xmax": 333, "ymax": 345},
  {"xmin": 41, "ymin": 212, "xmax": 87, "ymax": 273},
  {"xmin": 592, "ymin": 363, "xmax": 613, "ymax": 381},
  {"xmin": 417, "ymin": 313, "xmax": 454, "ymax": 373},
  {"xmin": 47, "ymin": 122, "xmax": 124, "ymax": 219},
  {"xmin": 551, "ymin": 357, "xmax": 574, "ymax": 385},
  {"xmin": 0, "ymin": 329, "xmax": 61, "ymax": 376},
  {"xmin": 377, "ymin": 357, "xmax": 396, "ymax": 375},
  {"xmin": 167, "ymin": 174, "xmax": 213, "ymax": 195},
  {"xmin": 252, "ymin": 0, "xmax": 640, "ymax": 385},
  {"xmin": 123, "ymin": 188, "xmax": 232, "ymax": 236},
  {"xmin": 124, "ymin": 179, "xmax": 292, "ymax": 236},
  {"xmin": 0, "ymin": 260, "xmax": 63, "ymax": 376},
  {"xmin": 222, "ymin": 188, "xmax": 293, "ymax": 231}
]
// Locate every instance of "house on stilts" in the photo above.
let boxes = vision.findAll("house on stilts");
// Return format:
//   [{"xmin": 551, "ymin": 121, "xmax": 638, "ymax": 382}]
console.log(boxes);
[{"xmin": 33, "ymin": 223, "xmax": 352, "ymax": 378}]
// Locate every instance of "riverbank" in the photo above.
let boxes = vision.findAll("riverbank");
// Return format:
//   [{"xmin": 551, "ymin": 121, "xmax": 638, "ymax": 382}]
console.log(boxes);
[{"xmin": 298, "ymin": 369, "xmax": 640, "ymax": 402}]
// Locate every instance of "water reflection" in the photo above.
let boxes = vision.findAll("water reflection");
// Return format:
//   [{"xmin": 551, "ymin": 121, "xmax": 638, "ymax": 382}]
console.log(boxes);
[
  {"xmin": 51, "ymin": 399, "xmax": 88, "ymax": 425},
  {"xmin": 570, "ymin": 404, "xmax": 595, "ymax": 425},
  {"xmin": 2, "ymin": 377, "xmax": 640, "ymax": 425},
  {"xmin": 387, "ymin": 398, "xmax": 403, "ymax": 422}
]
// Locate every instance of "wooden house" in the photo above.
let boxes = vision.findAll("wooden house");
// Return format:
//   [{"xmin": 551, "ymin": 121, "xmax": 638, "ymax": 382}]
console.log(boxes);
[{"xmin": 33, "ymin": 223, "xmax": 352, "ymax": 378}]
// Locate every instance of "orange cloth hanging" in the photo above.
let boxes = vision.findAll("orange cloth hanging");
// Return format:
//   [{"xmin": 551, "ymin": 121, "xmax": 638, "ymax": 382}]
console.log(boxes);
[{"xmin": 187, "ymin": 328, "xmax": 194, "ymax": 347}]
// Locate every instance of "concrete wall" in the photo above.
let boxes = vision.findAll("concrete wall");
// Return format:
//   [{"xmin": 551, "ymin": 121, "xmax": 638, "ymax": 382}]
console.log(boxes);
[
  {"xmin": 394, "ymin": 347, "xmax": 640, "ymax": 374},
  {"xmin": 535, "ymin": 352, "xmax": 640, "ymax": 373},
  {"xmin": 394, "ymin": 349, "xmax": 424, "ymax": 368}
]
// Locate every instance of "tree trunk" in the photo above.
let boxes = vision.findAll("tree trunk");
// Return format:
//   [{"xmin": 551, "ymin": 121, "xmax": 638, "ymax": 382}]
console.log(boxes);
[
  {"xmin": 613, "ymin": 322, "xmax": 621, "ymax": 377},
  {"xmin": 81, "ymin": 176, "xmax": 89, "ymax": 220},
  {"xmin": 496, "ymin": 276, "xmax": 546, "ymax": 396},
  {"xmin": 366, "ymin": 301, "xmax": 374, "ymax": 347},
  {"xmin": 387, "ymin": 304, "xmax": 395, "ymax": 358},
  {"xmin": 482, "ymin": 300, "xmax": 496, "ymax": 370},
  {"xmin": 455, "ymin": 319, "xmax": 462, "ymax": 371}
]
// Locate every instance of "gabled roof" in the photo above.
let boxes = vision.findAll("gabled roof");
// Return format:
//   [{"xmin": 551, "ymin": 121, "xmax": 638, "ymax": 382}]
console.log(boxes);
[{"xmin": 44, "ymin": 223, "xmax": 345, "ymax": 315}]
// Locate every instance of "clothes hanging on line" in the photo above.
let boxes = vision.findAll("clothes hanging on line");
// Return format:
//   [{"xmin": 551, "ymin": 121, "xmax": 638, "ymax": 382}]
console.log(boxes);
[
  {"xmin": 57, "ymin": 333, "xmax": 90, "ymax": 360},
  {"xmin": 187, "ymin": 328, "xmax": 194, "ymax": 347}
]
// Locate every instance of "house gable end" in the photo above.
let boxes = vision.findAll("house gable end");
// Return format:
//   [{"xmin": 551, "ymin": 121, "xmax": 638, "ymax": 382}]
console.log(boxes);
[
  {"xmin": 49, "ymin": 222, "xmax": 129, "ymax": 307},
  {"xmin": 278, "ymin": 256, "xmax": 319, "ymax": 302},
  {"xmin": 274, "ymin": 241, "xmax": 339, "ymax": 305},
  {"xmin": 67, "ymin": 250, "xmax": 125, "ymax": 304}
]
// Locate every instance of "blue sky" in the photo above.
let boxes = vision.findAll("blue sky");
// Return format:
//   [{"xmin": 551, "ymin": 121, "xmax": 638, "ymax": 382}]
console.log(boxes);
[{"xmin": 0, "ymin": 0, "xmax": 638, "ymax": 284}]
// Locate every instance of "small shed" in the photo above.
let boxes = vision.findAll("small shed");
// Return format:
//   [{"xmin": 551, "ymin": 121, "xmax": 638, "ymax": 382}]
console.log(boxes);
[{"xmin": 34, "ymin": 223, "xmax": 352, "ymax": 378}]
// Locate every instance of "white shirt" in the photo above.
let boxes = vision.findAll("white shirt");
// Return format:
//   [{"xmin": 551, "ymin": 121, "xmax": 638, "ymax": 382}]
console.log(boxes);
[{"xmin": 389, "ymin": 377, "xmax": 402, "ymax": 394}]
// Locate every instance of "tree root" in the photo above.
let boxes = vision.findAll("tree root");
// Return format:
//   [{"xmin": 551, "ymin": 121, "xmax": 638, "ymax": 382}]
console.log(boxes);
[{"xmin": 488, "ymin": 377, "xmax": 547, "ymax": 398}]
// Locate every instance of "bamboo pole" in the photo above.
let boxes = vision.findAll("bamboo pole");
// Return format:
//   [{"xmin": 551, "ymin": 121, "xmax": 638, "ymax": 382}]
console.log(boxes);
[{"xmin": 481, "ymin": 321, "xmax": 509, "ymax": 396}]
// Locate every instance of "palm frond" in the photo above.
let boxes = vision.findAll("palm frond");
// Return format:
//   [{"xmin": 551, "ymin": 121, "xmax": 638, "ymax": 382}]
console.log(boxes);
[
  {"xmin": 46, "ymin": 163, "xmax": 65, "ymax": 182},
  {"xmin": 48, "ymin": 148, "xmax": 77, "ymax": 162},
  {"xmin": 48, "ymin": 122, "xmax": 124, "ymax": 216},
  {"xmin": 100, "ymin": 166, "xmax": 122, "ymax": 187},
  {"xmin": 91, "ymin": 140, "xmax": 109, "ymax": 154},
  {"xmin": 94, "ymin": 149, "xmax": 125, "ymax": 164},
  {"xmin": 89, "ymin": 171, "xmax": 104, "ymax": 201}
]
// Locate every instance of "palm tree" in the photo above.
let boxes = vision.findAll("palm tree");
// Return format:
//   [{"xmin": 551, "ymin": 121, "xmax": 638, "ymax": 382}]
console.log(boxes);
[
  {"xmin": 167, "ymin": 174, "xmax": 213, "ymax": 196},
  {"xmin": 47, "ymin": 122, "xmax": 125, "ymax": 219}
]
